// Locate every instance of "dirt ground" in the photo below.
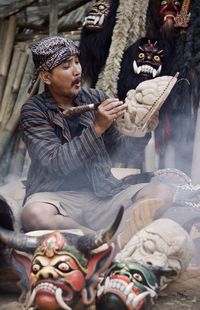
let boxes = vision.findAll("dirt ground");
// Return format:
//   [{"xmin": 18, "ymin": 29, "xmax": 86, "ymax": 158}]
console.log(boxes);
[
  {"xmin": 1, "ymin": 292, "xmax": 200, "ymax": 310},
  {"xmin": 153, "ymin": 294, "xmax": 200, "ymax": 309}
]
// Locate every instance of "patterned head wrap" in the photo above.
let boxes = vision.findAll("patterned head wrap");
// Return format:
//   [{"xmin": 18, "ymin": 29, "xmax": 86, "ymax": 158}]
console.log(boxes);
[{"xmin": 28, "ymin": 36, "xmax": 80, "ymax": 93}]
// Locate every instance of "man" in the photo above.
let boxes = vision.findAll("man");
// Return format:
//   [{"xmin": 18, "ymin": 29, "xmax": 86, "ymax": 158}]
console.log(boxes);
[{"xmin": 20, "ymin": 36, "xmax": 173, "ymax": 242}]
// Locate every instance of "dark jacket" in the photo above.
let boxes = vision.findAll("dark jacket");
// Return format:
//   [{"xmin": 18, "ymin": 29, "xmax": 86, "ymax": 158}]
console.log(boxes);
[{"xmin": 20, "ymin": 88, "xmax": 150, "ymax": 201}]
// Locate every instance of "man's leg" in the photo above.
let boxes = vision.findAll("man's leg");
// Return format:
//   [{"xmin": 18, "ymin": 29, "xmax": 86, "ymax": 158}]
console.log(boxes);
[
  {"xmin": 133, "ymin": 182, "xmax": 173, "ymax": 204},
  {"xmin": 21, "ymin": 202, "xmax": 94, "ymax": 234},
  {"xmin": 83, "ymin": 182, "xmax": 173, "ymax": 238},
  {"xmin": 117, "ymin": 183, "xmax": 173, "ymax": 249}
]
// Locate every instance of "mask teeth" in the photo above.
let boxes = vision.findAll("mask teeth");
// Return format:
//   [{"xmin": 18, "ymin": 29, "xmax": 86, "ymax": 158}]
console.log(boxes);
[
  {"xmin": 99, "ymin": 14, "xmax": 105, "ymax": 26},
  {"xmin": 25, "ymin": 288, "xmax": 36, "ymax": 310},
  {"xmin": 131, "ymin": 291, "xmax": 150, "ymax": 309},
  {"xmin": 55, "ymin": 287, "xmax": 72, "ymax": 310}
]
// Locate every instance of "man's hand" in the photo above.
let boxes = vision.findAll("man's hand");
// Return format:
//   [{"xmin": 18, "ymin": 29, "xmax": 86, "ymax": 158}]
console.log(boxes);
[{"xmin": 93, "ymin": 98, "xmax": 127, "ymax": 137}]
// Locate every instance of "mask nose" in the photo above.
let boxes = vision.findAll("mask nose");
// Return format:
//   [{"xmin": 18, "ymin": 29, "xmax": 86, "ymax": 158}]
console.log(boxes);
[
  {"xmin": 89, "ymin": 7, "xmax": 99, "ymax": 14},
  {"xmin": 37, "ymin": 267, "xmax": 58, "ymax": 280},
  {"xmin": 168, "ymin": 1, "xmax": 180, "ymax": 12},
  {"xmin": 146, "ymin": 54, "xmax": 152, "ymax": 61}
]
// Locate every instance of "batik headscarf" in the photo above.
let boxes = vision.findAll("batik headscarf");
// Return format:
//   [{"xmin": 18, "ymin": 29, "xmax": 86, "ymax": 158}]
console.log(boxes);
[{"xmin": 28, "ymin": 36, "xmax": 80, "ymax": 93}]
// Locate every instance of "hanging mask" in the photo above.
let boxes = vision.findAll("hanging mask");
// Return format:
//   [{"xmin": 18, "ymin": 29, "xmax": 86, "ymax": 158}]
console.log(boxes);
[
  {"xmin": 159, "ymin": 0, "xmax": 182, "ymax": 24},
  {"xmin": 158, "ymin": 0, "xmax": 182, "ymax": 39},
  {"xmin": 83, "ymin": 0, "xmax": 112, "ymax": 30},
  {"xmin": 133, "ymin": 40, "xmax": 164, "ymax": 79}
]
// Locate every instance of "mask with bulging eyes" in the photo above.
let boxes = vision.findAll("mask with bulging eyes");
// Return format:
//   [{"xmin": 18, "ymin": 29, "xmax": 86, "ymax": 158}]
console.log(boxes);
[
  {"xmin": 133, "ymin": 40, "xmax": 164, "ymax": 79},
  {"xmin": 28, "ymin": 232, "xmax": 88, "ymax": 310},
  {"xmin": 96, "ymin": 261, "xmax": 159, "ymax": 310},
  {"xmin": 26, "ymin": 231, "xmax": 116, "ymax": 310},
  {"xmin": 83, "ymin": 0, "xmax": 112, "ymax": 30},
  {"xmin": 29, "ymin": 253, "xmax": 86, "ymax": 310}
]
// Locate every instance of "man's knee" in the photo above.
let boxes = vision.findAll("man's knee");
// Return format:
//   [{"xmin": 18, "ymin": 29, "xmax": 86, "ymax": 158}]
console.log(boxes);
[
  {"xmin": 153, "ymin": 183, "xmax": 173, "ymax": 203},
  {"xmin": 21, "ymin": 202, "xmax": 57, "ymax": 232},
  {"xmin": 135, "ymin": 183, "xmax": 173, "ymax": 204}
]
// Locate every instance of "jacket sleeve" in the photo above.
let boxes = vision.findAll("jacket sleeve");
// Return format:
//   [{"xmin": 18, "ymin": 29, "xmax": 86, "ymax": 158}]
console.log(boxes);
[
  {"xmin": 103, "ymin": 123, "xmax": 151, "ymax": 168},
  {"xmin": 20, "ymin": 101, "xmax": 104, "ymax": 177}
]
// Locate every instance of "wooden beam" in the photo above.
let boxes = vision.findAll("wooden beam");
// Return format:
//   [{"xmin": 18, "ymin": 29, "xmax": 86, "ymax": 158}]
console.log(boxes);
[
  {"xmin": 0, "ymin": 19, "xmax": 8, "ymax": 103},
  {"xmin": 16, "ymin": 29, "xmax": 81, "ymax": 43},
  {"xmin": 0, "ymin": 15, "xmax": 16, "ymax": 77},
  {"xmin": 43, "ymin": 0, "xmax": 91, "ymax": 26},
  {"xmin": 58, "ymin": 0, "xmax": 91, "ymax": 19},
  {"xmin": 0, "ymin": 53, "xmax": 34, "ymax": 161},
  {"xmin": 0, "ymin": 19, "xmax": 8, "ymax": 59},
  {"xmin": 0, "ymin": 0, "xmax": 37, "ymax": 18},
  {"xmin": 17, "ymin": 21, "xmax": 46, "ymax": 31},
  {"xmin": 0, "ymin": 15, "xmax": 16, "ymax": 103},
  {"xmin": 0, "ymin": 46, "xmax": 21, "ymax": 124},
  {"xmin": 17, "ymin": 20, "xmax": 82, "ymax": 32},
  {"xmin": 49, "ymin": 0, "xmax": 58, "ymax": 35}
]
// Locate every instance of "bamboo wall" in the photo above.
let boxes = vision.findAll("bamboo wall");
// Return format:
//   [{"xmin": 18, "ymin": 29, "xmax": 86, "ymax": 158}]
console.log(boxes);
[
  {"xmin": 0, "ymin": 15, "xmax": 33, "ymax": 181},
  {"xmin": 0, "ymin": 0, "xmax": 90, "ymax": 183}
]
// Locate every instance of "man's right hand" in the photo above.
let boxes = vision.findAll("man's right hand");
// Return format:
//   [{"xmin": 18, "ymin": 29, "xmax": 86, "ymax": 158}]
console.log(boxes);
[{"xmin": 93, "ymin": 98, "xmax": 127, "ymax": 137}]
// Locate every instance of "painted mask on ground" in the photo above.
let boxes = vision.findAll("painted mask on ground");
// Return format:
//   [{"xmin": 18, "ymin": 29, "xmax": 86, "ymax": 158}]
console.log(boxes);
[{"xmin": 96, "ymin": 261, "xmax": 159, "ymax": 310}]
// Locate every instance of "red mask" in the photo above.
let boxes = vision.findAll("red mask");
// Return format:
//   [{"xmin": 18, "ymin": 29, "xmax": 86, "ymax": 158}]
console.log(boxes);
[
  {"xmin": 25, "ymin": 231, "xmax": 115, "ymax": 310},
  {"xmin": 159, "ymin": 0, "xmax": 182, "ymax": 24}
]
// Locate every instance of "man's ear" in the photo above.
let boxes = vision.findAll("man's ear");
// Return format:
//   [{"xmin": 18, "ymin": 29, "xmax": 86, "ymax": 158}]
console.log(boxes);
[{"xmin": 39, "ymin": 71, "xmax": 51, "ymax": 85}]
